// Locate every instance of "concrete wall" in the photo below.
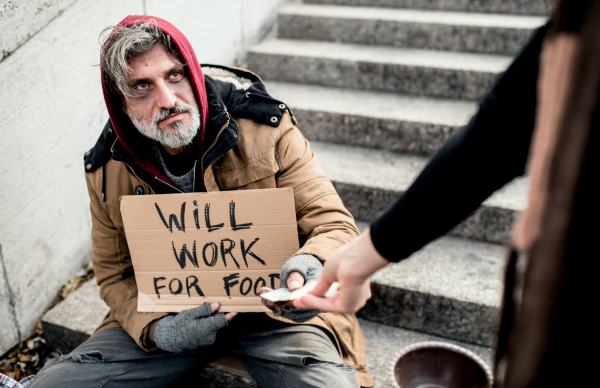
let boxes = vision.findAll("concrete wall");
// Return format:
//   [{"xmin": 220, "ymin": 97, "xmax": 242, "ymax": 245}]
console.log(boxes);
[
  {"xmin": 0, "ymin": 0, "xmax": 287, "ymax": 356},
  {"xmin": 0, "ymin": 0, "xmax": 78, "ymax": 61},
  {"xmin": 146, "ymin": 0, "xmax": 286, "ymax": 66}
]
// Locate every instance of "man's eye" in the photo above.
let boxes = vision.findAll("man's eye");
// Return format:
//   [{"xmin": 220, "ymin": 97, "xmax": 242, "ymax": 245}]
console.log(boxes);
[
  {"xmin": 170, "ymin": 71, "xmax": 181, "ymax": 79},
  {"xmin": 135, "ymin": 82, "xmax": 148, "ymax": 90}
]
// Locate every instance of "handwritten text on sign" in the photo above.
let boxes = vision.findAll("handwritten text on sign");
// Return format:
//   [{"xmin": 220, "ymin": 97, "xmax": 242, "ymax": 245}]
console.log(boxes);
[{"xmin": 120, "ymin": 188, "xmax": 299, "ymax": 313}]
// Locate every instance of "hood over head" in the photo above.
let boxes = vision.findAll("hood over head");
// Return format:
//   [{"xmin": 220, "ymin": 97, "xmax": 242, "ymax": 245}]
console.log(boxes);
[{"xmin": 101, "ymin": 15, "xmax": 209, "ymax": 180}]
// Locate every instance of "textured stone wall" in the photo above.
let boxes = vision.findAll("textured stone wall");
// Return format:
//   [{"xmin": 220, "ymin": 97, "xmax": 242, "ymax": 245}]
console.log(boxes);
[
  {"xmin": 0, "ymin": 244, "xmax": 19, "ymax": 354},
  {"xmin": 0, "ymin": 0, "xmax": 287, "ymax": 356},
  {"xmin": 0, "ymin": 0, "xmax": 78, "ymax": 61}
]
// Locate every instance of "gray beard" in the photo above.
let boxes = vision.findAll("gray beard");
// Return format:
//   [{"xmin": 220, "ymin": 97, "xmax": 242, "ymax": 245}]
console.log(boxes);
[{"xmin": 125, "ymin": 101, "xmax": 201, "ymax": 150}]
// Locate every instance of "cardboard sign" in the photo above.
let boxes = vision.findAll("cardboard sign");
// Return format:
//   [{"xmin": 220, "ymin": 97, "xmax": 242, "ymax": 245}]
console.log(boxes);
[{"xmin": 120, "ymin": 188, "xmax": 299, "ymax": 313}]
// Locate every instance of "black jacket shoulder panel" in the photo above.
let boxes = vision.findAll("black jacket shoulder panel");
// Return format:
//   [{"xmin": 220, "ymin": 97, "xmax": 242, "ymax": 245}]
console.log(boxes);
[
  {"xmin": 202, "ymin": 65, "xmax": 288, "ymax": 128},
  {"xmin": 84, "ymin": 120, "xmax": 117, "ymax": 173}
]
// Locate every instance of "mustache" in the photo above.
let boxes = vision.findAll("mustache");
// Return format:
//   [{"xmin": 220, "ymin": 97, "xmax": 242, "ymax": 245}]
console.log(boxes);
[{"xmin": 153, "ymin": 102, "xmax": 192, "ymax": 124}]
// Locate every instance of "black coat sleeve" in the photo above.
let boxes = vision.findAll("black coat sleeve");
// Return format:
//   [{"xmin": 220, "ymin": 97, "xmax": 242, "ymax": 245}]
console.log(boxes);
[{"xmin": 370, "ymin": 24, "xmax": 549, "ymax": 262}]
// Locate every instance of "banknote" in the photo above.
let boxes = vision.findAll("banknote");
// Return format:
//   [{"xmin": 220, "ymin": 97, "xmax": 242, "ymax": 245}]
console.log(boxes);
[{"xmin": 260, "ymin": 281, "xmax": 339, "ymax": 302}]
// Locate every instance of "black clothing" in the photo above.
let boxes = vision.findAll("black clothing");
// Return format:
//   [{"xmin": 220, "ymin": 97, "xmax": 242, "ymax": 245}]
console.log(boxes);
[
  {"xmin": 156, "ymin": 145, "xmax": 196, "ymax": 176},
  {"xmin": 370, "ymin": 24, "xmax": 549, "ymax": 262}
]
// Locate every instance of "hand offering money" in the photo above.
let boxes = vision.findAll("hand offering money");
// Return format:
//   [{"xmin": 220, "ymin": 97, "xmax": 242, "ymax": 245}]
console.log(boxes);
[{"xmin": 260, "ymin": 281, "xmax": 339, "ymax": 308}]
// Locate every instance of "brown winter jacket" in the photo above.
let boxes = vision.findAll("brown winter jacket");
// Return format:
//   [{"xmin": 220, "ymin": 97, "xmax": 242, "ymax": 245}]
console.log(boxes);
[{"xmin": 84, "ymin": 64, "xmax": 372, "ymax": 385}]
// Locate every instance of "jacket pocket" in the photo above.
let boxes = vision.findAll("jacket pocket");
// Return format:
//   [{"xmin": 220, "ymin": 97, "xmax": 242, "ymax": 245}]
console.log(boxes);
[{"xmin": 212, "ymin": 150, "xmax": 278, "ymax": 190}]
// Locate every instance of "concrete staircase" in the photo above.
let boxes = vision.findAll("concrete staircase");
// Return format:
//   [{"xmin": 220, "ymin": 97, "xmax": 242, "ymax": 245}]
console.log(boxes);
[
  {"xmin": 247, "ymin": 0, "xmax": 547, "ymax": 385},
  {"xmin": 41, "ymin": 1, "xmax": 548, "ymax": 387}
]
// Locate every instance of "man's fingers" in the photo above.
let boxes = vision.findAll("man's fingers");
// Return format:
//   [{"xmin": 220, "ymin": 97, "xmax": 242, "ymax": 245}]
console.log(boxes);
[
  {"xmin": 287, "ymin": 271, "xmax": 305, "ymax": 291},
  {"xmin": 259, "ymin": 288, "xmax": 280, "ymax": 312},
  {"xmin": 258, "ymin": 287, "xmax": 273, "ymax": 295},
  {"xmin": 183, "ymin": 302, "xmax": 213, "ymax": 319},
  {"xmin": 262, "ymin": 298, "xmax": 280, "ymax": 312},
  {"xmin": 225, "ymin": 312, "xmax": 237, "ymax": 322},
  {"xmin": 210, "ymin": 302, "xmax": 219, "ymax": 314}
]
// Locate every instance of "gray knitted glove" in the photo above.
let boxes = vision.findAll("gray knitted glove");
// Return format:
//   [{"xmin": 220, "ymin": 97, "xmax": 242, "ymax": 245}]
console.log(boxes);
[
  {"xmin": 154, "ymin": 303, "xmax": 228, "ymax": 353},
  {"xmin": 274, "ymin": 254, "xmax": 323, "ymax": 323}
]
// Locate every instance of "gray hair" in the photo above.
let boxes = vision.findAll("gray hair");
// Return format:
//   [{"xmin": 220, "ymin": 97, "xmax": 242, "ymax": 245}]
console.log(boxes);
[{"xmin": 100, "ymin": 21, "xmax": 180, "ymax": 97}]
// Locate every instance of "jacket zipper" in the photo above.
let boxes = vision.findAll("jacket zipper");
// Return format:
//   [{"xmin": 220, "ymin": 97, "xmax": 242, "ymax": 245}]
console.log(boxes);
[
  {"xmin": 200, "ymin": 109, "xmax": 231, "ymax": 189},
  {"xmin": 155, "ymin": 176, "xmax": 183, "ymax": 193},
  {"xmin": 192, "ymin": 160, "xmax": 198, "ymax": 192}
]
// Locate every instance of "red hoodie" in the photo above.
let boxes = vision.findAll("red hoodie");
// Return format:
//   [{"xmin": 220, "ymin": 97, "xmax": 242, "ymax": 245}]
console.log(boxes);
[{"xmin": 101, "ymin": 15, "xmax": 209, "ymax": 185}]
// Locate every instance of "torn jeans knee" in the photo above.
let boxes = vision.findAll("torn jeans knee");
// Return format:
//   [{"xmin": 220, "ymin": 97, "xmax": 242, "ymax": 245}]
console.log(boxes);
[
  {"xmin": 58, "ymin": 351, "xmax": 104, "ymax": 364},
  {"xmin": 301, "ymin": 357, "xmax": 356, "ymax": 373},
  {"xmin": 293, "ymin": 356, "xmax": 360, "ymax": 388}
]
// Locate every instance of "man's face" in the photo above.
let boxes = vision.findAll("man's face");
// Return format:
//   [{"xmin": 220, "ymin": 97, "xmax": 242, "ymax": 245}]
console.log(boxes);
[{"xmin": 122, "ymin": 42, "xmax": 199, "ymax": 154}]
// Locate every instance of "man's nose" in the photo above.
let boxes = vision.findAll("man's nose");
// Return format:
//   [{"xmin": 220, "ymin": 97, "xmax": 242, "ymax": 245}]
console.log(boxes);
[{"xmin": 155, "ymin": 81, "xmax": 177, "ymax": 109}]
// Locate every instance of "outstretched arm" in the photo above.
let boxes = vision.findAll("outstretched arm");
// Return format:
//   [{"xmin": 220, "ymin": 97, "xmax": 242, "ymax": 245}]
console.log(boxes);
[{"xmin": 294, "ymin": 230, "xmax": 388, "ymax": 313}]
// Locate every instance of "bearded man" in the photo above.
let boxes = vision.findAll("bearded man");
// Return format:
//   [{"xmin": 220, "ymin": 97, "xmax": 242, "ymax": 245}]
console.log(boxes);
[{"xmin": 30, "ymin": 15, "xmax": 372, "ymax": 388}]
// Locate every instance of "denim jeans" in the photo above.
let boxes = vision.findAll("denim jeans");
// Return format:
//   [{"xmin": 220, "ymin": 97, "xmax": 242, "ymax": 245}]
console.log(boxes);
[{"xmin": 30, "ymin": 313, "xmax": 359, "ymax": 388}]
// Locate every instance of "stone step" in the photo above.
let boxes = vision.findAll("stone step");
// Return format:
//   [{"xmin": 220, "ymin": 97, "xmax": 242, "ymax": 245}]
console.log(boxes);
[
  {"xmin": 266, "ymin": 81, "xmax": 476, "ymax": 156},
  {"xmin": 247, "ymin": 39, "xmax": 512, "ymax": 100},
  {"xmin": 303, "ymin": 0, "xmax": 551, "ymax": 16},
  {"xmin": 41, "ymin": 279, "xmax": 110, "ymax": 355},
  {"xmin": 40, "ymin": 280, "xmax": 493, "ymax": 388},
  {"xmin": 359, "ymin": 319, "xmax": 492, "ymax": 388},
  {"xmin": 355, "ymin": 220, "xmax": 505, "ymax": 346},
  {"xmin": 312, "ymin": 140, "xmax": 527, "ymax": 244},
  {"xmin": 278, "ymin": 4, "xmax": 546, "ymax": 55}
]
